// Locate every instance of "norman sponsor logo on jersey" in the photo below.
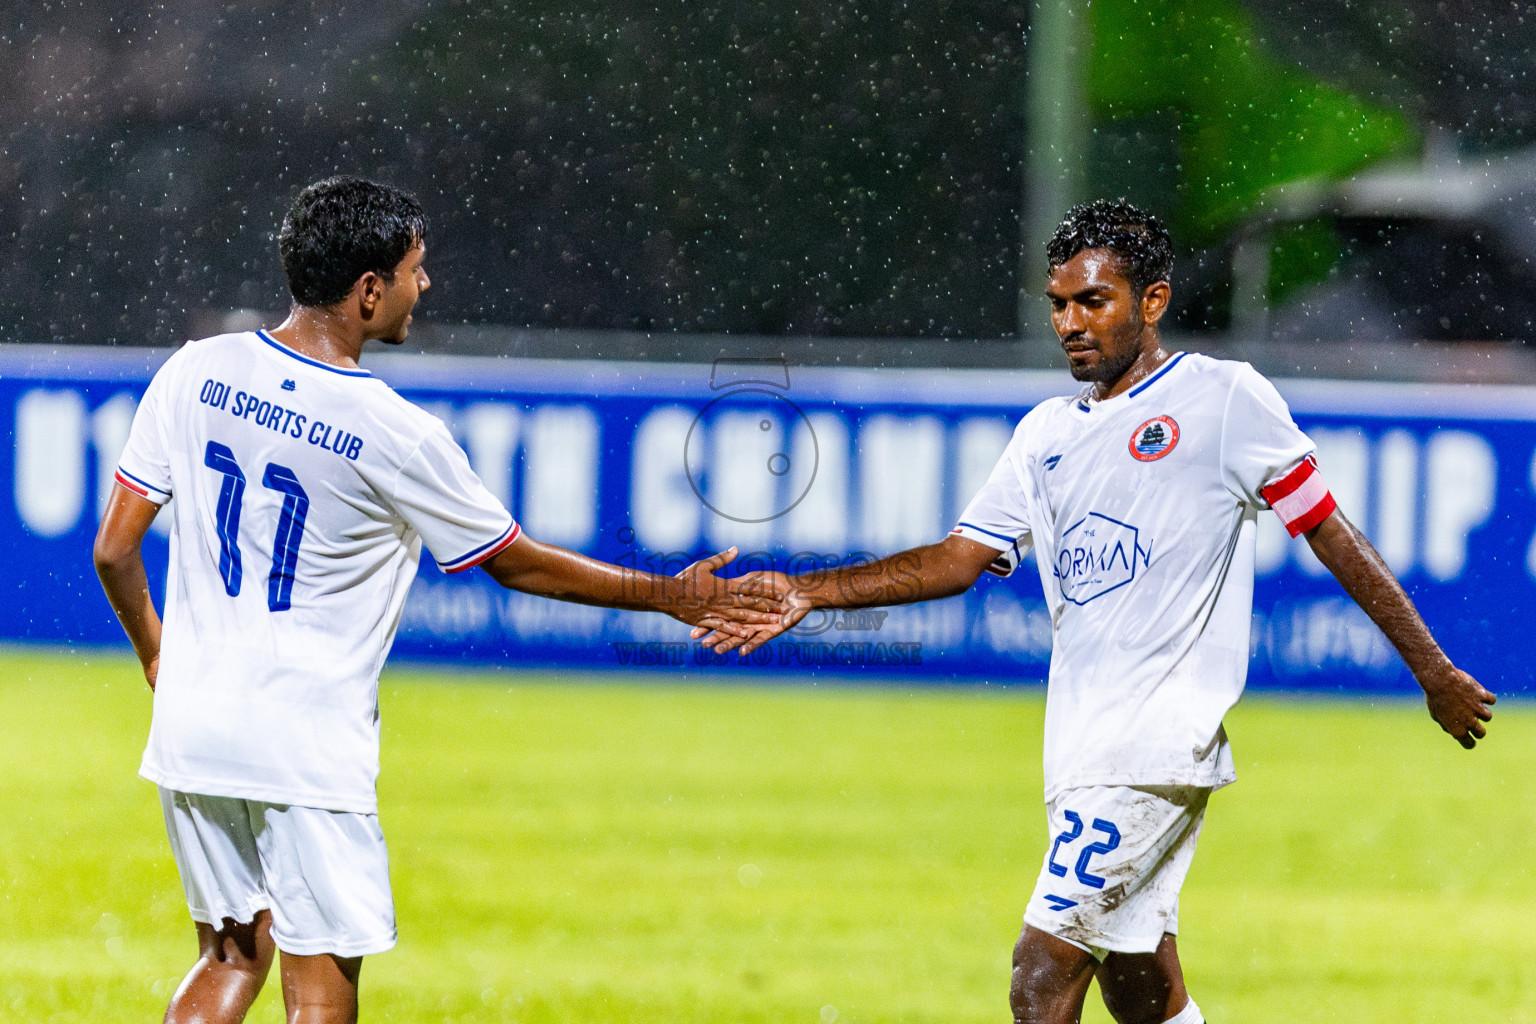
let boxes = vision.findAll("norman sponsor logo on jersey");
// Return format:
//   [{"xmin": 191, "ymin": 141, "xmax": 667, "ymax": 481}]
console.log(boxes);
[
  {"xmin": 1128, "ymin": 416, "xmax": 1179, "ymax": 462},
  {"xmin": 1054, "ymin": 512, "xmax": 1153, "ymax": 604}
]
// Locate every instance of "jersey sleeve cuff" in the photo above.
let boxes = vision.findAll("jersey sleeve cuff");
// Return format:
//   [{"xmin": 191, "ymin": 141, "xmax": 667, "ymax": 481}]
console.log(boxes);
[
  {"xmin": 439, "ymin": 521, "xmax": 521, "ymax": 573},
  {"xmin": 950, "ymin": 522, "xmax": 1018, "ymax": 552},
  {"xmin": 114, "ymin": 467, "xmax": 172, "ymax": 505}
]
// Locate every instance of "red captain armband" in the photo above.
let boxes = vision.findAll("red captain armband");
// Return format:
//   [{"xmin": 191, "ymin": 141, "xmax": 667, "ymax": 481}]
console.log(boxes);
[{"xmin": 1260, "ymin": 455, "xmax": 1337, "ymax": 537}]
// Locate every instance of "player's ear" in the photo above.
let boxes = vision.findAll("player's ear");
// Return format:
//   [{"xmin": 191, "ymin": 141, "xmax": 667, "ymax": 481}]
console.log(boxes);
[
  {"xmin": 1140, "ymin": 280, "xmax": 1171, "ymax": 325},
  {"xmin": 356, "ymin": 271, "xmax": 385, "ymax": 315}
]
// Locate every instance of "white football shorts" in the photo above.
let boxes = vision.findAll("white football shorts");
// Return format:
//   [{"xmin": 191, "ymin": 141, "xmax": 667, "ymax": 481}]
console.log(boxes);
[
  {"xmin": 1023, "ymin": 784, "xmax": 1210, "ymax": 959},
  {"xmin": 159, "ymin": 787, "xmax": 397, "ymax": 957}
]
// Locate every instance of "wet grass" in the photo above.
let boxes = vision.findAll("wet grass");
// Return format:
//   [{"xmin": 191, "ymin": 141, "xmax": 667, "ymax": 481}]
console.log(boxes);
[{"xmin": 0, "ymin": 646, "xmax": 1531, "ymax": 1022}]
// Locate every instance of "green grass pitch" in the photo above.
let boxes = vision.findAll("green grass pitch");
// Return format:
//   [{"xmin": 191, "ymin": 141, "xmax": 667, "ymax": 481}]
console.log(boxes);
[{"xmin": 1, "ymin": 646, "xmax": 1533, "ymax": 1022}]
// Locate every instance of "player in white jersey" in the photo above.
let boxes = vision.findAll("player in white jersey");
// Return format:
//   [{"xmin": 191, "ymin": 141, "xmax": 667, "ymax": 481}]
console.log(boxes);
[
  {"xmin": 697, "ymin": 200, "xmax": 1495, "ymax": 1024},
  {"xmin": 93, "ymin": 177, "xmax": 783, "ymax": 1024}
]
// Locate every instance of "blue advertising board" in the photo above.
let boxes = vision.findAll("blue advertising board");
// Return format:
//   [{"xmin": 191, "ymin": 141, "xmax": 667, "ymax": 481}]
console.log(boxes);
[{"xmin": 2, "ymin": 343, "xmax": 1530, "ymax": 692}]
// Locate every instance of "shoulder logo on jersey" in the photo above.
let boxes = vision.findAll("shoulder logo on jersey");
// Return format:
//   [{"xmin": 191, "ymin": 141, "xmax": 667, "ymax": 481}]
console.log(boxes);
[{"xmin": 1128, "ymin": 416, "xmax": 1179, "ymax": 462}]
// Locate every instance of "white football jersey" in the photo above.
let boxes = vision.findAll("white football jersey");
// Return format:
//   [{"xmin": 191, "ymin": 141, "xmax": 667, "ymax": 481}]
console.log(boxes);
[
  {"xmin": 117, "ymin": 331, "xmax": 518, "ymax": 813},
  {"xmin": 953, "ymin": 353, "xmax": 1324, "ymax": 799}
]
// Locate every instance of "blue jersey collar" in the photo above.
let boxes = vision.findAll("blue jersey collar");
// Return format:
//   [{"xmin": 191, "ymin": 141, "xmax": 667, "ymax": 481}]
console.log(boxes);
[
  {"xmin": 1072, "ymin": 351, "xmax": 1187, "ymax": 412},
  {"xmin": 256, "ymin": 330, "xmax": 372, "ymax": 377}
]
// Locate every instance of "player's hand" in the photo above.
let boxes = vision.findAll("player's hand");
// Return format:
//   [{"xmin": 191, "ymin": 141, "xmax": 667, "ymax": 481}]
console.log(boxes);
[
  {"xmin": 691, "ymin": 571, "xmax": 811, "ymax": 655},
  {"xmin": 667, "ymin": 548, "xmax": 788, "ymax": 636},
  {"xmin": 1419, "ymin": 664, "xmax": 1495, "ymax": 749}
]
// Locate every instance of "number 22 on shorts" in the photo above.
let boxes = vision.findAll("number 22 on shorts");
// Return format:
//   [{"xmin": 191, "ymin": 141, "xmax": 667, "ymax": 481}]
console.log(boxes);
[{"xmin": 1047, "ymin": 811, "xmax": 1122, "ymax": 888}]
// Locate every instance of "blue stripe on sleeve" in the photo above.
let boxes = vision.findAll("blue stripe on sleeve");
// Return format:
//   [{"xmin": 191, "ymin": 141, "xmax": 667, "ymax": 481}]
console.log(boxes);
[
  {"xmin": 955, "ymin": 521, "xmax": 1018, "ymax": 546},
  {"xmin": 440, "ymin": 521, "xmax": 518, "ymax": 570},
  {"xmin": 117, "ymin": 466, "xmax": 172, "ymax": 498}
]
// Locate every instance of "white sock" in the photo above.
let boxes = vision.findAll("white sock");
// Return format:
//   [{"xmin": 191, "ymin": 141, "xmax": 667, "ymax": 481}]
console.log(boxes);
[{"xmin": 1164, "ymin": 997, "xmax": 1203, "ymax": 1024}]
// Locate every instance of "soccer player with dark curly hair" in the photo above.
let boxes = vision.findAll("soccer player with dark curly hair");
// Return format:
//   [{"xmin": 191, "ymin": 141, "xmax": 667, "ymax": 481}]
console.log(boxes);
[
  {"xmin": 92, "ymin": 176, "xmax": 783, "ymax": 1024},
  {"xmin": 703, "ymin": 198, "xmax": 1495, "ymax": 1024}
]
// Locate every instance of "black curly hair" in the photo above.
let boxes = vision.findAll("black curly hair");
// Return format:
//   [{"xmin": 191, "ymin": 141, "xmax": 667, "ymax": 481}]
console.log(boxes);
[
  {"xmin": 278, "ymin": 176, "xmax": 428, "ymax": 308},
  {"xmin": 1046, "ymin": 198, "xmax": 1174, "ymax": 295}
]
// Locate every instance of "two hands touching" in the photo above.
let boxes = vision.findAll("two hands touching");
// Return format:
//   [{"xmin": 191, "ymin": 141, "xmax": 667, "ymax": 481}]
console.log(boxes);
[
  {"xmin": 689, "ymin": 570, "xmax": 808, "ymax": 654},
  {"xmin": 670, "ymin": 555, "xmax": 804, "ymax": 654},
  {"xmin": 679, "ymin": 535, "xmax": 994, "ymax": 656}
]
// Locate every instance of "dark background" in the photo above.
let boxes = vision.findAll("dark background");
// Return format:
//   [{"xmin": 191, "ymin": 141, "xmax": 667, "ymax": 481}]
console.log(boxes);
[{"xmin": 2, "ymin": 1, "xmax": 1532, "ymax": 347}]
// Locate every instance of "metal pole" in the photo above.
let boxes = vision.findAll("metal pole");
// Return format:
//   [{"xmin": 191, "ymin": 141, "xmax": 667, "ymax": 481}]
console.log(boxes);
[
  {"xmin": 1230, "ymin": 224, "xmax": 1271, "ymax": 344},
  {"xmin": 1020, "ymin": 0, "xmax": 1089, "ymax": 353}
]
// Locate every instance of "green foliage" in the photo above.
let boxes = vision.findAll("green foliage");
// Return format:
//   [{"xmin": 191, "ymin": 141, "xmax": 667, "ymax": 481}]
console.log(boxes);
[
  {"xmin": 3, "ymin": 2, "xmax": 1434, "ymax": 341},
  {"xmin": 1088, "ymin": 0, "xmax": 1416, "ymax": 243},
  {"xmin": 1266, "ymin": 217, "xmax": 1343, "ymax": 308},
  {"xmin": 4, "ymin": 648, "xmax": 1534, "ymax": 1022}
]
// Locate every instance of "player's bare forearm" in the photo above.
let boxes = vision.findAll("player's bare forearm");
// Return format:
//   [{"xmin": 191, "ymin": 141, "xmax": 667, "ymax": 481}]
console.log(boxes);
[
  {"xmin": 791, "ymin": 535, "xmax": 998, "ymax": 611},
  {"xmin": 697, "ymin": 534, "xmax": 1000, "ymax": 654},
  {"xmin": 1304, "ymin": 511, "xmax": 1444, "ymax": 674},
  {"xmin": 92, "ymin": 484, "xmax": 164, "ymax": 688},
  {"xmin": 479, "ymin": 535, "xmax": 782, "ymax": 632},
  {"xmin": 478, "ymin": 537, "xmax": 683, "ymax": 609},
  {"xmin": 1305, "ymin": 508, "xmax": 1494, "ymax": 747}
]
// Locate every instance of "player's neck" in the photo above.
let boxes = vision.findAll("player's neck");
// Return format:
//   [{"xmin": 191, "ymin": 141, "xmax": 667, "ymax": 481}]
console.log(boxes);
[
  {"xmin": 1094, "ymin": 339, "xmax": 1170, "ymax": 402},
  {"xmin": 266, "ymin": 307, "xmax": 367, "ymax": 371}
]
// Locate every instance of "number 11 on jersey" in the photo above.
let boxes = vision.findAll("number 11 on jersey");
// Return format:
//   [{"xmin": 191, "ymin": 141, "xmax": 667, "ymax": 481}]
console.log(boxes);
[{"xmin": 203, "ymin": 441, "xmax": 310, "ymax": 612}]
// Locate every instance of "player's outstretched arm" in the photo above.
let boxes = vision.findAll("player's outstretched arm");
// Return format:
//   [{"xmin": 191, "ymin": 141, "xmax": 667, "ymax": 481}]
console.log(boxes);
[
  {"xmin": 1305, "ymin": 507, "xmax": 1495, "ymax": 748},
  {"xmin": 695, "ymin": 534, "xmax": 1001, "ymax": 655},
  {"xmin": 93, "ymin": 483, "xmax": 164, "ymax": 690},
  {"xmin": 478, "ymin": 534, "xmax": 785, "ymax": 637}
]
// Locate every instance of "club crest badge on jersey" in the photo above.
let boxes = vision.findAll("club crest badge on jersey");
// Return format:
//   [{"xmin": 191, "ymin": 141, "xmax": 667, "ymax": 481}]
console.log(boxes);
[{"xmin": 1129, "ymin": 416, "xmax": 1179, "ymax": 461}]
